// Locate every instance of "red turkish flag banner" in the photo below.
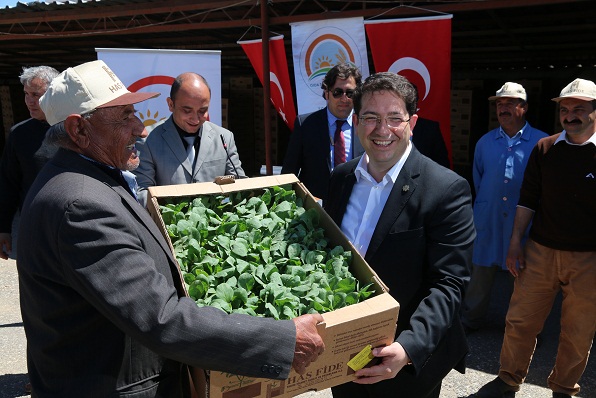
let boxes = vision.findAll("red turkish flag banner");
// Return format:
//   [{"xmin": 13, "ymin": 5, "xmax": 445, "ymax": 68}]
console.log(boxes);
[
  {"xmin": 365, "ymin": 16, "xmax": 452, "ymax": 161},
  {"xmin": 239, "ymin": 35, "xmax": 297, "ymax": 130}
]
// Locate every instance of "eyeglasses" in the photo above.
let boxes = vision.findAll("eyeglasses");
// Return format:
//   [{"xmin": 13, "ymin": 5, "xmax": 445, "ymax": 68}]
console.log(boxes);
[
  {"xmin": 330, "ymin": 88, "xmax": 355, "ymax": 99},
  {"xmin": 358, "ymin": 115, "xmax": 410, "ymax": 128}
]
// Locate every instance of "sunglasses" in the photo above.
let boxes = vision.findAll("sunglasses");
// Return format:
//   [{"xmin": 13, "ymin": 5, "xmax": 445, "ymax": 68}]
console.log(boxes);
[{"xmin": 330, "ymin": 88, "xmax": 355, "ymax": 99}]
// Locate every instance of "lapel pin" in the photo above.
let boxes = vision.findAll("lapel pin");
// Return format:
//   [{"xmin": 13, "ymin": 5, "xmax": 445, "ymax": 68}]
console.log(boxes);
[{"xmin": 402, "ymin": 185, "xmax": 409, "ymax": 192}]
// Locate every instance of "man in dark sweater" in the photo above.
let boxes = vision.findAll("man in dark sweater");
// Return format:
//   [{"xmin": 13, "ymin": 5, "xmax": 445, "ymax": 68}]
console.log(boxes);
[
  {"xmin": 474, "ymin": 78, "xmax": 596, "ymax": 398},
  {"xmin": 0, "ymin": 65, "xmax": 59, "ymax": 259}
]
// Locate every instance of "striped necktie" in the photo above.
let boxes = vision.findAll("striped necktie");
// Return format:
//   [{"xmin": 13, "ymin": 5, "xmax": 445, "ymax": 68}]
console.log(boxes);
[{"xmin": 334, "ymin": 119, "xmax": 346, "ymax": 166}]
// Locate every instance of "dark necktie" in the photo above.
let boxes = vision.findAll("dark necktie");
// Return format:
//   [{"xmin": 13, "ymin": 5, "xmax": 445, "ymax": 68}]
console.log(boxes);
[
  {"xmin": 181, "ymin": 133, "xmax": 200, "ymax": 169},
  {"xmin": 334, "ymin": 119, "xmax": 346, "ymax": 167}
]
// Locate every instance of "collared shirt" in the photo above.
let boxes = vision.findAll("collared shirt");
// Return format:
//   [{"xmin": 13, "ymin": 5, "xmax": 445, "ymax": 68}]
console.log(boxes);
[
  {"xmin": 516, "ymin": 128, "xmax": 596, "ymax": 212},
  {"xmin": 472, "ymin": 122, "xmax": 548, "ymax": 268},
  {"xmin": 328, "ymin": 109, "xmax": 354, "ymax": 169},
  {"xmin": 341, "ymin": 143, "xmax": 412, "ymax": 256},
  {"xmin": 518, "ymin": 130, "xmax": 596, "ymax": 251},
  {"xmin": 499, "ymin": 122, "xmax": 527, "ymax": 180},
  {"xmin": 554, "ymin": 129, "xmax": 596, "ymax": 146},
  {"xmin": 499, "ymin": 124, "xmax": 524, "ymax": 148},
  {"xmin": 121, "ymin": 170, "xmax": 140, "ymax": 200}
]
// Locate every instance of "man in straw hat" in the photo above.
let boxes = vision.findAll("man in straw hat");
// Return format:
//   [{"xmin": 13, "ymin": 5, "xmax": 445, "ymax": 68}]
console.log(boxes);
[
  {"xmin": 16, "ymin": 60, "xmax": 324, "ymax": 397},
  {"xmin": 474, "ymin": 78, "xmax": 596, "ymax": 398},
  {"xmin": 461, "ymin": 82, "xmax": 548, "ymax": 334}
]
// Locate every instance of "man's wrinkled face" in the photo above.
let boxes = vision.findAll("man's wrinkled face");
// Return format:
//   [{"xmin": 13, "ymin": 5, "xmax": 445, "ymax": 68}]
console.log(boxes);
[
  {"xmin": 325, "ymin": 77, "xmax": 357, "ymax": 120},
  {"xmin": 167, "ymin": 80, "xmax": 210, "ymax": 134},
  {"xmin": 24, "ymin": 77, "xmax": 48, "ymax": 121},
  {"xmin": 82, "ymin": 105, "xmax": 147, "ymax": 171}
]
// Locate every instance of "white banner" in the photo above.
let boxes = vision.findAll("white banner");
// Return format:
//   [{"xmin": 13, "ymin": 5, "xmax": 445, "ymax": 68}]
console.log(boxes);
[
  {"xmin": 96, "ymin": 48, "xmax": 222, "ymax": 128},
  {"xmin": 291, "ymin": 17, "xmax": 370, "ymax": 115}
]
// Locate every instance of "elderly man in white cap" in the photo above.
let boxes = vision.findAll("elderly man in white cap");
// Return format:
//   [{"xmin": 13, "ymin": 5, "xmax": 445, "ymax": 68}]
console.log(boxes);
[
  {"xmin": 461, "ymin": 82, "xmax": 548, "ymax": 334},
  {"xmin": 16, "ymin": 60, "xmax": 324, "ymax": 397},
  {"xmin": 474, "ymin": 78, "xmax": 596, "ymax": 398}
]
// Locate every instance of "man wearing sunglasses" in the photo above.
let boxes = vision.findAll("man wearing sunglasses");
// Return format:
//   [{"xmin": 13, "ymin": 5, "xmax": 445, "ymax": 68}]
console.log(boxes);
[{"xmin": 281, "ymin": 63, "xmax": 364, "ymax": 202}]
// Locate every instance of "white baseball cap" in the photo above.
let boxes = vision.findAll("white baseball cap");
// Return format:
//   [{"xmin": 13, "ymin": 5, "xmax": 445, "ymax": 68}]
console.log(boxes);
[
  {"xmin": 39, "ymin": 60, "xmax": 159, "ymax": 126},
  {"xmin": 488, "ymin": 82, "xmax": 527, "ymax": 101},
  {"xmin": 551, "ymin": 78, "xmax": 596, "ymax": 103}
]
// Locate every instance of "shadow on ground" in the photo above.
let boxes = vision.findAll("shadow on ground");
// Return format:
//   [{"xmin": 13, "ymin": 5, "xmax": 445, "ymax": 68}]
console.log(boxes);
[
  {"xmin": 0, "ymin": 322, "xmax": 24, "ymax": 329},
  {"xmin": 0, "ymin": 373, "xmax": 29, "ymax": 398}
]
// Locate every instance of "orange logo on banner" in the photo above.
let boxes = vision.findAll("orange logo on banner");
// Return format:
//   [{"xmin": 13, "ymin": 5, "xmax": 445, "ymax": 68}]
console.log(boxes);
[
  {"xmin": 304, "ymin": 34, "xmax": 356, "ymax": 80},
  {"xmin": 127, "ymin": 75, "xmax": 175, "ymax": 127}
]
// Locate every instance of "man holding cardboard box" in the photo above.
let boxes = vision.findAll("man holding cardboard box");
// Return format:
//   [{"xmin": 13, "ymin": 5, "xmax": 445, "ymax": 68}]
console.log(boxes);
[
  {"xmin": 16, "ymin": 59, "xmax": 324, "ymax": 397},
  {"xmin": 325, "ymin": 72, "xmax": 475, "ymax": 398}
]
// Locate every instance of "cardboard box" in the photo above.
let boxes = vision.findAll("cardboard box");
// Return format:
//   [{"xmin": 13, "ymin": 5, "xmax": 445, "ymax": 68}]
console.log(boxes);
[{"xmin": 146, "ymin": 174, "xmax": 400, "ymax": 398}]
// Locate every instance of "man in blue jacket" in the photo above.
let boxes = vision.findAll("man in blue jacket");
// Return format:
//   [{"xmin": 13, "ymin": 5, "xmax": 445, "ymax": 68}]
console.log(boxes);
[{"xmin": 461, "ymin": 82, "xmax": 547, "ymax": 332}]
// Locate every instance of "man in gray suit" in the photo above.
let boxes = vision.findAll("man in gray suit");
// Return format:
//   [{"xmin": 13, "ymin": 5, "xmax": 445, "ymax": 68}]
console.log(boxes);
[
  {"xmin": 134, "ymin": 72, "xmax": 246, "ymax": 207},
  {"xmin": 17, "ymin": 60, "xmax": 324, "ymax": 397}
]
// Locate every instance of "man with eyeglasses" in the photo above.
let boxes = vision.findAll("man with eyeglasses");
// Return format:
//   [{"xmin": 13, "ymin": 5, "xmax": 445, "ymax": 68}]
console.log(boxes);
[
  {"xmin": 324, "ymin": 72, "xmax": 475, "ymax": 398},
  {"xmin": 281, "ymin": 63, "xmax": 364, "ymax": 202},
  {"xmin": 134, "ymin": 72, "xmax": 246, "ymax": 207}
]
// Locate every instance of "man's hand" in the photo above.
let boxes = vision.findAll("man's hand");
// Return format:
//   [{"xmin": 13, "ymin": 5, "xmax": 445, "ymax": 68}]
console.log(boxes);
[
  {"xmin": 291, "ymin": 313, "xmax": 325, "ymax": 374},
  {"xmin": 0, "ymin": 232, "xmax": 12, "ymax": 260},
  {"xmin": 352, "ymin": 342, "xmax": 410, "ymax": 384},
  {"xmin": 505, "ymin": 207, "xmax": 534, "ymax": 277},
  {"xmin": 506, "ymin": 240, "xmax": 525, "ymax": 277}
]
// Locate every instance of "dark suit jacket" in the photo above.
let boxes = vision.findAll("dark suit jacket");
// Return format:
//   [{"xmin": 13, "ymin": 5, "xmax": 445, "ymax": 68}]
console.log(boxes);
[
  {"xmin": 17, "ymin": 148, "xmax": 296, "ymax": 397},
  {"xmin": 412, "ymin": 117, "xmax": 450, "ymax": 169},
  {"xmin": 0, "ymin": 118, "xmax": 55, "ymax": 233},
  {"xmin": 134, "ymin": 116, "xmax": 246, "ymax": 207},
  {"xmin": 325, "ymin": 147, "xmax": 475, "ymax": 396},
  {"xmin": 281, "ymin": 108, "xmax": 364, "ymax": 201}
]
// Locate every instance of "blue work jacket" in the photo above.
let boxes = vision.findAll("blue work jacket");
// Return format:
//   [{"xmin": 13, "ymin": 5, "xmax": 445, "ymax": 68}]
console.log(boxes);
[{"xmin": 472, "ymin": 123, "xmax": 548, "ymax": 268}]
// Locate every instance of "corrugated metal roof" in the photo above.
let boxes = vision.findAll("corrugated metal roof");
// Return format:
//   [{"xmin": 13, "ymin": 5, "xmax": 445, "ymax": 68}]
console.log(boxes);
[{"xmin": 0, "ymin": 0, "xmax": 594, "ymax": 84}]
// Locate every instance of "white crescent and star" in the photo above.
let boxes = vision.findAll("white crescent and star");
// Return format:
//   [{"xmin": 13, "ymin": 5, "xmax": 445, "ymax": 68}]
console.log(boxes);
[
  {"xmin": 269, "ymin": 71, "xmax": 288, "ymax": 122},
  {"xmin": 388, "ymin": 57, "xmax": 431, "ymax": 101}
]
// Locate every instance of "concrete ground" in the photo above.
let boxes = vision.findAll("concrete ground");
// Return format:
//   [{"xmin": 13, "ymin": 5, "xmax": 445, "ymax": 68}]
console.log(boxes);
[{"xmin": 1, "ymin": 257, "xmax": 594, "ymax": 398}]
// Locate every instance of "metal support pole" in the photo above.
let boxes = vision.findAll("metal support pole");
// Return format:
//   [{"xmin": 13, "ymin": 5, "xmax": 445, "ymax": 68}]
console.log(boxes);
[{"xmin": 260, "ymin": 0, "xmax": 272, "ymax": 175}]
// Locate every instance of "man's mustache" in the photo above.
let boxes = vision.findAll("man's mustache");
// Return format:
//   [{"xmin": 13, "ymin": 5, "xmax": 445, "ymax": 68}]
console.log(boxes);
[
  {"xmin": 499, "ymin": 112, "xmax": 512, "ymax": 117},
  {"xmin": 563, "ymin": 119, "xmax": 582, "ymax": 125}
]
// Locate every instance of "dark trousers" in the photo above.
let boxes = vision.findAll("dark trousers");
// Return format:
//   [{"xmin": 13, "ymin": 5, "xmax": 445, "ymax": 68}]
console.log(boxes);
[{"xmin": 461, "ymin": 264, "xmax": 514, "ymax": 329}]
